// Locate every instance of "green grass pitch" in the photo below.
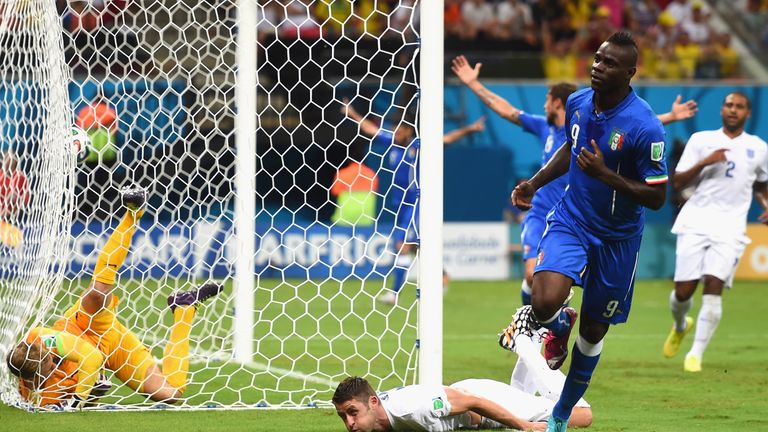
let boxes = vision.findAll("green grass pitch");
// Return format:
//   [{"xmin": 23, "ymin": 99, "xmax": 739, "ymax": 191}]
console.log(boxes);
[{"xmin": 2, "ymin": 279, "xmax": 767, "ymax": 431}]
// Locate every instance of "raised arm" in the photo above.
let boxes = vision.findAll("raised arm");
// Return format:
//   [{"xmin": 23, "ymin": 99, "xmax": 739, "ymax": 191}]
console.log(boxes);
[
  {"xmin": 754, "ymin": 181, "xmax": 768, "ymax": 225},
  {"xmin": 578, "ymin": 139, "xmax": 666, "ymax": 209},
  {"xmin": 451, "ymin": 55, "xmax": 522, "ymax": 125},
  {"xmin": 340, "ymin": 97, "xmax": 381, "ymax": 138},
  {"xmin": 444, "ymin": 387, "xmax": 545, "ymax": 431},
  {"xmin": 512, "ymin": 141, "xmax": 571, "ymax": 210},
  {"xmin": 657, "ymin": 95, "xmax": 698, "ymax": 125},
  {"xmin": 672, "ymin": 148, "xmax": 728, "ymax": 191},
  {"xmin": 443, "ymin": 116, "xmax": 486, "ymax": 145}
]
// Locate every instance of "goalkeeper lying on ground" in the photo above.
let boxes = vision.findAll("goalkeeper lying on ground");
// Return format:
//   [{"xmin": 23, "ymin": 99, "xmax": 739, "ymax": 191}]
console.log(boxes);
[{"xmin": 5, "ymin": 187, "xmax": 223, "ymax": 409}]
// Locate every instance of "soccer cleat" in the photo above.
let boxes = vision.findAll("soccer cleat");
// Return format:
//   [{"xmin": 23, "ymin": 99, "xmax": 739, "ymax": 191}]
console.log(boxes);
[
  {"xmin": 120, "ymin": 186, "xmax": 146, "ymax": 212},
  {"xmin": 377, "ymin": 291, "xmax": 397, "ymax": 306},
  {"xmin": 498, "ymin": 305, "xmax": 542, "ymax": 352},
  {"xmin": 543, "ymin": 307, "xmax": 578, "ymax": 370},
  {"xmin": 546, "ymin": 415, "xmax": 569, "ymax": 432},
  {"xmin": 168, "ymin": 281, "xmax": 224, "ymax": 313},
  {"xmin": 684, "ymin": 353, "xmax": 702, "ymax": 372},
  {"xmin": 663, "ymin": 316, "xmax": 694, "ymax": 358}
]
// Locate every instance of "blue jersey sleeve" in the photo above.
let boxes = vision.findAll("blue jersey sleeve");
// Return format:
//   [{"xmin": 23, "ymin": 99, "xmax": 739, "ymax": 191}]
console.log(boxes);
[
  {"xmin": 373, "ymin": 129, "xmax": 394, "ymax": 150},
  {"xmin": 633, "ymin": 121, "xmax": 669, "ymax": 185},
  {"xmin": 518, "ymin": 112, "xmax": 550, "ymax": 143}
]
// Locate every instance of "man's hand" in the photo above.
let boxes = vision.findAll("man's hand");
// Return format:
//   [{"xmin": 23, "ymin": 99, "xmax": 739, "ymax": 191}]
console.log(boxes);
[
  {"xmin": 511, "ymin": 181, "xmax": 535, "ymax": 210},
  {"xmin": 670, "ymin": 95, "xmax": 698, "ymax": 121},
  {"xmin": 451, "ymin": 55, "xmax": 481, "ymax": 85},
  {"xmin": 468, "ymin": 116, "xmax": 486, "ymax": 133},
  {"xmin": 759, "ymin": 209, "xmax": 768, "ymax": 225},
  {"xmin": 339, "ymin": 97, "xmax": 353, "ymax": 117},
  {"xmin": 47, "ymin": 396, "xmax": 83, "ymax": 412},
  {"xmin": 701, "ymin": 148, "xmax": 728, "ymax": 166},
  {"xmin": 577, "ymin": 139, "xmax": 609, "ymax": 178}
]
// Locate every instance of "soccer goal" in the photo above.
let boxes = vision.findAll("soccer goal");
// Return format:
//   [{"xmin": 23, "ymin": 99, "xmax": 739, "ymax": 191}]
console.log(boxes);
[{"xmin": 0, "ymin": 0, "xmax": 443, "ymax": 410}]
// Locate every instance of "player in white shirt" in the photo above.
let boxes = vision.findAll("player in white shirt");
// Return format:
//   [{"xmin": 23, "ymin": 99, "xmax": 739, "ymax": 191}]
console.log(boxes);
[
  {"xmin": 333, "ymin": 325, "xmax": 592, "ymax": 432},
  {"xmin": 663, "ymin": 92, "xmax": 768, "ymax": 372}
]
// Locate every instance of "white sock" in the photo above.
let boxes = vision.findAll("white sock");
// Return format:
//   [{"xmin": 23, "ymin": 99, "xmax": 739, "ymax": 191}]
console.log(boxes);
[
  {"xmin": 509, "ymin": 356, "xmax": 527, "ymax": 391},
  {"xmin": 688, "ymin": 294, "xmax": 722, "ymax": 359},
  {"xmin": 521, "ymin": 279, "xmax": 532, "ymax": 295},
  {"xmin": 670, "ymin": 289, "xmax": 693, "ymax": 332}
]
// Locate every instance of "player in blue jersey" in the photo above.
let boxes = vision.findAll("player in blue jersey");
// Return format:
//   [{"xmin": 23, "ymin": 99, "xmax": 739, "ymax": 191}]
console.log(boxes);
[
  {"xmin": 341, "ymin": 98, "xmax": 485, "ymax": 304},
  {"xmin": 451, "ymin": 55, "xmax": 697, "ymax": 307},
  {"xmin": 509, "ymin": 31, "xmax": 668, "ymax": 432}
]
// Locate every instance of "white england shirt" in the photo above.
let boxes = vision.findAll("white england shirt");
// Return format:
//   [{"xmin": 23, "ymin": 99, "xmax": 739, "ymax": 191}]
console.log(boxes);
[
  {"xmin": 672, "ymin": 128, "xmax": 768, "ymax": 242},
  {"xmin": 379, "ymin": 385, "xmax": 471, "ymax": 432}
]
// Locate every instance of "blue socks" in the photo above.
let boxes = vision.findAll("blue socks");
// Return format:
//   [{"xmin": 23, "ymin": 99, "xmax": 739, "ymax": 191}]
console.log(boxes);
[
  {"xmin": 390, "ymin": 254, "xmax": 412, "ymax": 294},
  {"xmin": 540, "ymin": 307, "xmax": 573, "ymax": 337},
  {"xmin": 552, "ymin": 339, "xmax": 601, "ymax": 421}
]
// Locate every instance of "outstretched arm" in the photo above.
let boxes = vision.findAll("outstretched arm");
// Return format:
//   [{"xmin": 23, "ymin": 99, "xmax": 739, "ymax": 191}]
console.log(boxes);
[
  {"xmin": 444, "ymin": 387, "xmax": 546, "ymax": 431},
  {"xmin": 340, "ymin": 97, "xmax": 380, "ymax": 138},
  {"xmin": 657, "ymin": 95, "xmax": 698, "ymax": 125},
  {"xmin": 443, "ymin": 116, "xmax": 486, "ymax": 145},
  {"xmin": 577, "ymin": 139, "xmax": 666, "ymax": 209},
  {"xmin": 451, "ymin": 55, "xmax": 522, "ymax": 125},
  {"xmin": 512, "ymin": 141, "xmax": 571, "ymax": 210}
]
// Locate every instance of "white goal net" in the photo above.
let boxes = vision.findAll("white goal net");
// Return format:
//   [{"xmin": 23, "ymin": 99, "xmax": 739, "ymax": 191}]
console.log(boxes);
[{"xmin": 0, "ymin": 0, "xmax": 441, "ymax": 410}]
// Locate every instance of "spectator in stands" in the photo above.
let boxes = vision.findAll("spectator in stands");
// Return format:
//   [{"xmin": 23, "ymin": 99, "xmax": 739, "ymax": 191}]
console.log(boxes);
[
  {"xmin": 257, "ymin": 0, "xmax": 279, "ymax": 43},
  {"xmin": 280, "ymin": 0, "xmax": 321, "ymax": 39},
  {"xmin": 494, "ymin": 0, "xmax": 537, "ymax": 48},
  {"xmin": 664, "ymin": 0, "xmax": 693, "ymax": 24},
  {"xmin": 715, "ymin": 32, "xmax": 740, "ymax": 78},
  {"xmin": 76, "ymin": 88, "xmax": 118, "ymax": 164},
  {"xmin": 680, "ymin": 1, "xmax": 710, "ymax": 44},
  {"xmin": 331, "ymin": 143, "xmax": 379, "ymax": 227},
  {"xmin": 0, "ymin": 150, "xmax": 28, "ymax": 248},
  {"xmin": 578, "ymin": 6, "xmax": 618, "ymax": 54},
  {"xmin": 541, "ymin": 22, "xmax": 579, "ymax": 80},
  {"xmin": 694, "ymin": 38, "xmax": 722, "ymax": 79},
  {"xmin": 445, "ymin": 0, "xmax": 464, "ymax": 40},
  {"xmin": 626, "ymin": 0, "xmax": 662, "ymax": 34},
  {"xmin": 655, "ymin": 44, "xmax": 683, "ymax": 79},
  {"xmin": 674, "ymin": 30, "xmax": 701, "ymax": 79},
  {"xmin": 461, "ymin": 0, "xmax": 496, "ymax": 41},
  {"xmin": 314, "ymin": 0, "xmax": 351, "ymax": 38},
  {"xmin": 656, "ymin": 11, "xmax": 678, "ymax": 49}
]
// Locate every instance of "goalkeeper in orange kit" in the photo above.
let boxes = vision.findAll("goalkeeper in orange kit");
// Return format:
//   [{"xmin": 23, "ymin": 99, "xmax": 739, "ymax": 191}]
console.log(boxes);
[{"xmin": 5, "ymin": 187, "xmax": 223, "ymax": 410}]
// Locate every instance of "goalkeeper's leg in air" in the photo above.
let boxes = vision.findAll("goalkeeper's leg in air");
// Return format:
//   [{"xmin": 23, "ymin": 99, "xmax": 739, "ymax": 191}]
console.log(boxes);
[{"xmin": 6, "ymin": 186, "xmax": 224, "ymax": 408}]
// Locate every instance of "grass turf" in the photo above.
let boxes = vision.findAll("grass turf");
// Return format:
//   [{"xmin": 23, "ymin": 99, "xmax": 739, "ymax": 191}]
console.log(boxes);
[{"xmin": 2, "ymin": 279, "xmax": 767, "ymax": 431}]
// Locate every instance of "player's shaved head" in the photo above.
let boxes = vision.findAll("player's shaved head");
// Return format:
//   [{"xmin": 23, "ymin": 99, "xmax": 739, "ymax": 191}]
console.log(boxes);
[
  {"xmin": 723, "ymin": 91, "xmax": 751, "ymax": 110},
  {"xmin": 333, "ymin": 376, "xmax": 377, "ymax": 405},
  {"xmin": 606, "ymin": 31, "xmax": 638, "ymax": 67}
]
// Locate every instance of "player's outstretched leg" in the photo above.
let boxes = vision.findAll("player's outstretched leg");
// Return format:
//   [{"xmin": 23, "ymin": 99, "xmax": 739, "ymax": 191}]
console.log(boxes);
[
  {"xmin": 141, "ymin": 281, "xmax": 224, "ymax": 403},
  {"xmin": 81, "ymin": 186, "xmax": 146, "ymax": 315},
  {"xmin": 664, "ymin": 282, "xmax": 696, "ymax": 358},
  {"xmin": 684, "ymin": 276, "xmax": 724, "ymax": 372}
]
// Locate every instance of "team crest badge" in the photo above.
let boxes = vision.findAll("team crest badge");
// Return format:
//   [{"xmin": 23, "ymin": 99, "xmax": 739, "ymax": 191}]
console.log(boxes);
[
  {"xmin": 609, "ymin": 129, "xmax": 624, "ymax": 151},
  {"xmin": 747, "ymin": 149, "xmax": 755, "ymax": 159},
  {"xmin": 651, "ymin": 141, "xmax": 665, "ymax": 161},
  {"xmin": 432, "ymin": 397, "xmax": 444, "ymax": 411}
]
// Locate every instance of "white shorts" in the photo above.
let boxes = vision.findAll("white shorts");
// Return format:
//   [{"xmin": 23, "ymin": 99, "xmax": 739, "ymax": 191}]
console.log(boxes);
[{"xmin": 673, "ymin": 233, "xmax": 745, "ymax": 287}]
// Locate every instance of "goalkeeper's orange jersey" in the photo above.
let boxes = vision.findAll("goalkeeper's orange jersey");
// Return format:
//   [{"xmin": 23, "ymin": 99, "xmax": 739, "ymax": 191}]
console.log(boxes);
[{"xmin": 18, "ymin": 327, "xmax": 103, "ymax": 406}]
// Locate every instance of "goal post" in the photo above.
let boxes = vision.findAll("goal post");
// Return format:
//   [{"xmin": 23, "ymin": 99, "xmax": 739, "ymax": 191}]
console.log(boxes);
[
  {"xmin": 418, "ymin": 0, "xmax": 444, "ymax": 387},
  {"xmin": 0, "ymin": 0, "xmax": 75, "ymax": 407},
  {"xmin": 0, "ymin": 0, "xmax": 443, "ymax": 410}
]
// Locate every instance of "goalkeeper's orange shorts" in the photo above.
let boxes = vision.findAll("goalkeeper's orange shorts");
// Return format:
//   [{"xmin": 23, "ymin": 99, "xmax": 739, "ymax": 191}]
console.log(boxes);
[{"xmin": 53, "ymin": 295, "xmax": 155, "ymax": 392}]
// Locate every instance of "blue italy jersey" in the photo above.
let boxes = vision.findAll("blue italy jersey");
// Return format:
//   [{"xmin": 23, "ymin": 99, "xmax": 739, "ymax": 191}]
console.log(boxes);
[
  {"xmin": 518, "ymin": 112, "xmax": 569, "ymax": 218},
  {"xmin": 374, "ymin": 130, "xmax": 419, "ymax": 206},
  {"xmin": 562, "ymin": 87, "xmax": 668, "ymax": 240}
]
